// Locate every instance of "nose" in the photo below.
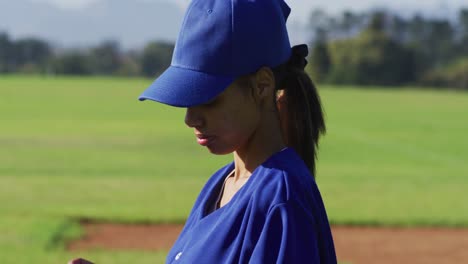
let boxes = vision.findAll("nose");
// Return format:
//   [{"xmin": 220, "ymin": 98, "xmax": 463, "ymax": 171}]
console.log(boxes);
[{"xmin": 185, "ymin": 107, "xmax": 204, "ymax": 128}]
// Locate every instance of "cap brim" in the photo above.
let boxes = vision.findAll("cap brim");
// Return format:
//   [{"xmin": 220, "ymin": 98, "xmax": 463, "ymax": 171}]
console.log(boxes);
[{"xmin": 139, "ymin": 66, "xmax": 235, "ymax": 107}]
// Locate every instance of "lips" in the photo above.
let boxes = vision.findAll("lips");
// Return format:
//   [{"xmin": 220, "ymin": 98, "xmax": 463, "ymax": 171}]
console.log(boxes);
[{"xmin": 195, "ymin": 133, "xmax": 215, "ymax": 146}]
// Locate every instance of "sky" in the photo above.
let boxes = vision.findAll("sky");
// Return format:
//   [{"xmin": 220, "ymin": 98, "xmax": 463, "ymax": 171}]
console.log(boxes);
[
  {"xmin": 33, "ymin": 0, "xmax": 467, "ymax": 23},
  {"xmin": 16, "ymin": 0, "xmax": 468, "ymax": 47}
]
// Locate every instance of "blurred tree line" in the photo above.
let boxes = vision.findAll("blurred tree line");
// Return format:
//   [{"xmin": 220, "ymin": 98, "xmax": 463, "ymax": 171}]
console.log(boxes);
[
  {"xmin": 307, "ymin": 8, "xmax": 468, "ymax": 89},
  {"xmin": 0, "ymin": 34, "xmax": 174, "ymax": 78},
  {"xmin": 0, "ymin": 8, "xmax": 467, "ymax": 89}
]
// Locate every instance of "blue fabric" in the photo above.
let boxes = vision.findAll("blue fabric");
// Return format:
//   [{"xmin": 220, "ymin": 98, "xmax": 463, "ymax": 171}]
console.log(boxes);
[
  {"xmin": 138, "ymin": 66, "xmax": 234, "ymax": 107},
  {"xmin": 139, "ymin": 0, "xmax": 293, "ymax": 107},
  {"xmin": 166, "ymin": 148, "xmax": 337, "ymax": 264}
]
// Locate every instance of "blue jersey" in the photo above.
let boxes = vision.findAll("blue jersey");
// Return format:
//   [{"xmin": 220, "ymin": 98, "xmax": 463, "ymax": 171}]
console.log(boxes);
[{"xmin": 167, "ymin": 148, "xmax": 337, "ymax": 264}]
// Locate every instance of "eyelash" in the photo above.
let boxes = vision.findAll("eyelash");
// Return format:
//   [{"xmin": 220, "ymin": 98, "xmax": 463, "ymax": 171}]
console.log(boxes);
[{"xmin": 202, "ymin": 98, "xmax": 218, "ymax": 107}]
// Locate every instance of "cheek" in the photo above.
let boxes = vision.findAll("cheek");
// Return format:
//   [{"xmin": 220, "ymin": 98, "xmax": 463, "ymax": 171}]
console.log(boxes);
[
  {"xmin": 208, "ymin": 107, "xmax": 259, "ymax": 154},
  {"xmin": 223, "ymin": 116, "xmax": 252, "ymax": 139}
]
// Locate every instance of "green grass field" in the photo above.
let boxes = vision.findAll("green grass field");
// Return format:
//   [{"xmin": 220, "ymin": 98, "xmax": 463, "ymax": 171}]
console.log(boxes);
[{"xmin": 1, "ymin": 75, "xmax": 467, "ymax": 263}]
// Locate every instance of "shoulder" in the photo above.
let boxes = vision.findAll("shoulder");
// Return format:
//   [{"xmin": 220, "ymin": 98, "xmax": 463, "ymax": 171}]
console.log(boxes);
[{"xmin": 250, "ymin": 148, "xmax": 318, "ymax": 212}]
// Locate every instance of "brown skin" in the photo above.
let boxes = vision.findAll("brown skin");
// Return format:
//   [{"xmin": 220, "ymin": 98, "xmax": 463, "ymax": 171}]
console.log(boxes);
[
  {"xmin": 185, "ymin": 67, "xmax": 286, "ymax": 206},
  {"xmin": 68, "ymin": 68, "xmax": 286, "ymax": 262},
  {"xmin": 68, "ymin": 258, "xmax": 94, "ymax": 264}
]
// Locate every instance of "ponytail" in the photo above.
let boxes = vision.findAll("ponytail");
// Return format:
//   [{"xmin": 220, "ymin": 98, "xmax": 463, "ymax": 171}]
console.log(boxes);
[{"xmin": 273, "ymin": 44, "xmax": 326, "ymax": 177}]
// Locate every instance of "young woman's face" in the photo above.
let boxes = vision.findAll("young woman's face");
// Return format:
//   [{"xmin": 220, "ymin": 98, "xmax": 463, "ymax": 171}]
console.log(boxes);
[{"xmin": 184, "ymin": 80, "xmax": 261, "ymax": 155}]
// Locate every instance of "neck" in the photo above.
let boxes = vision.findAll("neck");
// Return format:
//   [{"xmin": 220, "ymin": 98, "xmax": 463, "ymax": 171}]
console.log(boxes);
[{"xmin": 233, "ymin": 113, "xmax": 285, "ymax": 181}]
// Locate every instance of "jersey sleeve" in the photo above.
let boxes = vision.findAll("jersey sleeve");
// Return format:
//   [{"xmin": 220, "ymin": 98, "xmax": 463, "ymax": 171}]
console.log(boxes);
[{"xmin": 249, "ymin": 202, "xmax": 322, "ymax": 264}]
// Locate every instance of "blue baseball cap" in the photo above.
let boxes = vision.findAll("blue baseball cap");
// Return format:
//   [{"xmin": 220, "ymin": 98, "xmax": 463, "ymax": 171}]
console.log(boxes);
[{"xmin": 139, "ymin": 0, "xmax": 293, "ymax": 107}]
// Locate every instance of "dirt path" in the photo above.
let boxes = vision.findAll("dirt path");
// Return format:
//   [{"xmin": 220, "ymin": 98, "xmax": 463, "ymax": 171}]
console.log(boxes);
[{"xmin": 68, "ymin": 223, "xmax": 468, "ymax": 264}]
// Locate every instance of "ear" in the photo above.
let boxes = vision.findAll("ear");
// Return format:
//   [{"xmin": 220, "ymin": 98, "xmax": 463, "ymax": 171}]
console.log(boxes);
[{"xmin": 252, "ymin": 67, "xmax": 276, "ymax": 102}]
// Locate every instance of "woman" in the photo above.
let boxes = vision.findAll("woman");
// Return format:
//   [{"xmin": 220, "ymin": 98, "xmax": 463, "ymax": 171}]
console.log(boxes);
[{"xmin": 69, "ymin": 0, "xmax": 336, "ymax": 263}]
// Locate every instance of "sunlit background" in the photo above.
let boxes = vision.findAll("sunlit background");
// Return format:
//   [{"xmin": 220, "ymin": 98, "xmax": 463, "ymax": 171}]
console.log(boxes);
[
  {"xmin": 3, "ymin": 0, "xmax": 468, "ymax": 47},
  {"xmin": 1, "ymin": 1, "xmax": 468, "ymax": 264}
]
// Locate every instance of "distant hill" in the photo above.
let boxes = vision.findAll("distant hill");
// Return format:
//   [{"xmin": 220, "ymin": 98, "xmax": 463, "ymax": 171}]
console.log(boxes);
[{"xmin": 0, "ymin": 0, "xmax": 184, "ymax": 49}]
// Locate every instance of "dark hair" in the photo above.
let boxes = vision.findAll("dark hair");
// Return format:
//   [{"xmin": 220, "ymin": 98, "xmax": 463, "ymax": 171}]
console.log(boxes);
[{"xmin": 272, "ymin": 44, "xmax": 326, "ymax": 177}]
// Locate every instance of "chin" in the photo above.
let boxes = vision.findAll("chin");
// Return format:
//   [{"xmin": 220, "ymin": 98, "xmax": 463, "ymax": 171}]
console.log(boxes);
[{"xmin": 205, "ymin": 144, "xmax": 236, "ymax": 156}]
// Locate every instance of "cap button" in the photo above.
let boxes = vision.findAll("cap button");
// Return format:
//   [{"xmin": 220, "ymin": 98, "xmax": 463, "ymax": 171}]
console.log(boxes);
[{"xmin": 207, "ymin": 9, "xmax": 213, "ymax": 14}]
